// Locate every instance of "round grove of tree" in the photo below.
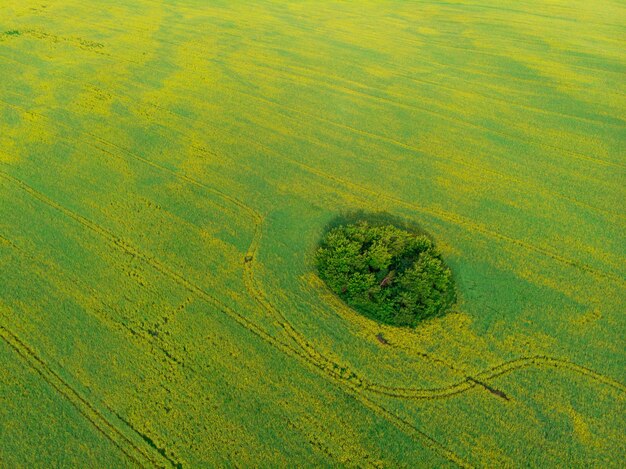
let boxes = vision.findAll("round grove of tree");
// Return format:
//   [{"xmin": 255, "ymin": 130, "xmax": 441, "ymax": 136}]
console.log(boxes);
[{"xmin": 315, "ymin": 221, "xmax": 456, "ymax": 327}]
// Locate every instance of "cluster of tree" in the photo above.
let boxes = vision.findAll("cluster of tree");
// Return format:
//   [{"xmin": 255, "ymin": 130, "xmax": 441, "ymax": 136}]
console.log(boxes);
[{"xmin": 316, "ymin": 221, "xmax": 456, "ymax": 327}]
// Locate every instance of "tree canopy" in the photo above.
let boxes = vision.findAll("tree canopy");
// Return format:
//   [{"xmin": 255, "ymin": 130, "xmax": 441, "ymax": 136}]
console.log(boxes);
[{"xmin": 315, "ymin": 221, "xmax": 456, "ymax": 327}]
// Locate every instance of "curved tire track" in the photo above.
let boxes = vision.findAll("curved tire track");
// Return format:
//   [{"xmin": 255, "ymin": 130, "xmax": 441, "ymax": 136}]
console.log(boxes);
[
  {"xmin": 0, "ymin": 170, "xmax": 472, "ymax": 467},
  {"xmin": 241, "ymin": 214, "xmax": 626, "ymax": 399},
  {"xmin": 6, "ymin": 166, "xmax": 625, "ymax": 467}
]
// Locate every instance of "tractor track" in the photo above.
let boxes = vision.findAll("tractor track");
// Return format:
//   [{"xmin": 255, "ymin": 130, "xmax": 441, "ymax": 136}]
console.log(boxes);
[
  {"xmin": 2, "ymin": 162, "xmax": 625, "ymax": 465},
  {"xmin": 241, "ymin": 218, "xmax": 626, "ymax": 397},
  {"xmin": 0, "ymin": 169, "xmax": 473, "ymax": 467},
  {"xmin": 0, "ymin": 322, "xmax": 163, "ymax": 468}
]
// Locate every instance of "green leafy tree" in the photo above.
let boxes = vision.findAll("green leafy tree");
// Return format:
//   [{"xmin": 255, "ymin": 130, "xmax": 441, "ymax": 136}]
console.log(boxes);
[{"xmin": 315, "ymin": 221, "xmax": 456, "ymax": 327}]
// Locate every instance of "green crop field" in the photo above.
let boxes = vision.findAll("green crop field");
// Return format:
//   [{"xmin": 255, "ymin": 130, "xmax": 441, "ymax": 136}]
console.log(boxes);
[{"xmin": 1, "ymin": 0, "xmax": 624, "ymax": 467}]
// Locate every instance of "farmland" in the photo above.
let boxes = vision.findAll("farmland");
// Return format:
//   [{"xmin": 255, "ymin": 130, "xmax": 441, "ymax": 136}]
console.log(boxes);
[{"xmin": 1, "ymin": 0, "xmax": 625, "ymax": 467}]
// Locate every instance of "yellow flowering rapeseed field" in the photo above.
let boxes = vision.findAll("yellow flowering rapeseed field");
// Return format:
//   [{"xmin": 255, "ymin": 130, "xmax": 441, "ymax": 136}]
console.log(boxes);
[{"xmin": 1, "ymin": 1, "xmax": 624, "ymax": 466}]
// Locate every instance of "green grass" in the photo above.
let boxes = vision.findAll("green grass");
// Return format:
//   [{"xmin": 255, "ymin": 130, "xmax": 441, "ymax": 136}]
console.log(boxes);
[{"xmin": 0, "ymin": 0, "xmax": 624, "ymax": 466}]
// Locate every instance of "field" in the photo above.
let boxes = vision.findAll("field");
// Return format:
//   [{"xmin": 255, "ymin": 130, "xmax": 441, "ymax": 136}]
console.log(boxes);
[{"xmin": 1, "ymin": 0, "xmax": 625, "ymax": 467}]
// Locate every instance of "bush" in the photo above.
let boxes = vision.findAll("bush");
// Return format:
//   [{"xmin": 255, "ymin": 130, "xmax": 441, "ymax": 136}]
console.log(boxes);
[{"xmin": 315, "ymin": 220, "xmax": 456, "ymax": 327}]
